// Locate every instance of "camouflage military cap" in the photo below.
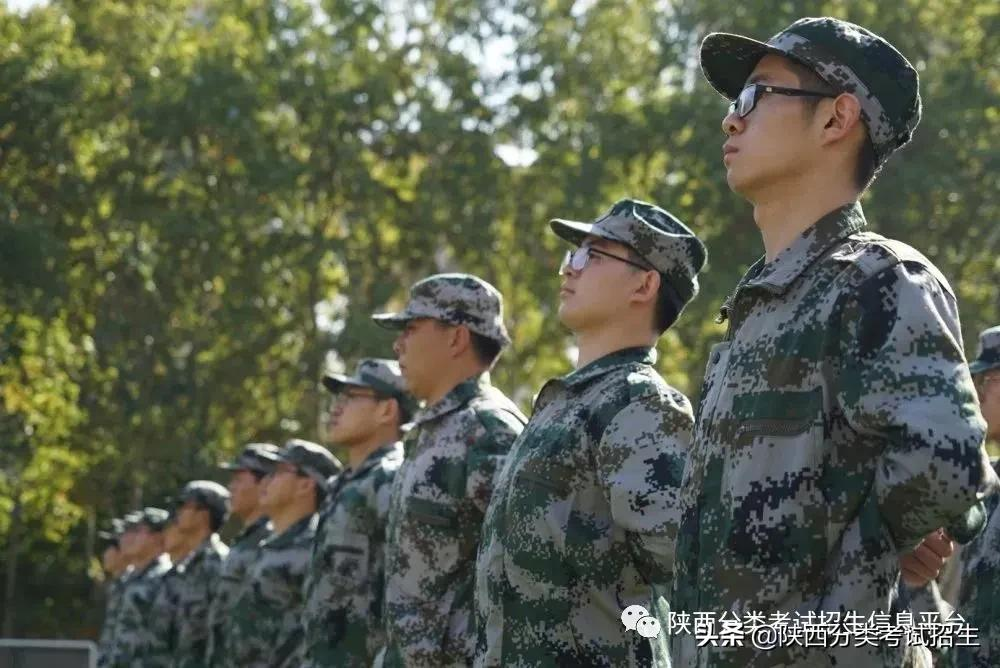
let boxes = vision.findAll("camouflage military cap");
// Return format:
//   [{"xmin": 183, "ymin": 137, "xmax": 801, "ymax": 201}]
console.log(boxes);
[
  {"xmin": 372, "ymin": 273, "xmax": 511, "ymax": 346},
  {"xmin": 277, "ymin": 438, "xmax": 343, "ymax": 488},
  {"xmin": 322, "ymin": 357, "xmax": 418, "ymax": 414},
  {"xmin": 969, "ymin": 325, "xmax": 1000, "ymax": 376},
  {"xmin": 551, "ymin": 198, "xmax": 707, "ymax": 312},
  {"xmin": 219, "ymin": 442, "xmax": 281, "ymax": 475},
  {"xmin": 177, "ymin": 480, "xmax": 231, "ymax": 520},
  {"xmin": 700, "ymin": 16, "xmax": 921, "ymax": 164},
  {"xmin": 130, "ymin": 506, "xmax": 171, "ymax": 532},
  {"xmin": 98, "ymin": 517, "xmax": 127, "ymax": 544}
]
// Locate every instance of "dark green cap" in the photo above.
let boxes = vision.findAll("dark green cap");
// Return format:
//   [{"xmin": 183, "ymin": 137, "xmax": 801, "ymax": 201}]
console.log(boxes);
[
  {"xmin": 176, "ymin": 480, "xmax": 231, "ymax": 524},
  {"xmin": 551, "ymin": 198, "xmax": 707, "ymax": 315},
  {"xmin": 277, "ymin": 439, "xmax": 343, "ymax": 488},
  {"xmin": 219, "ymin": 442, "xmax": 281, "ymax": 475},
  {"xmin": 700, "ymin": 17, "xmax": 921, "ymax": 165},
  {"xmin": 323, "ymin": 358, "xmax": 418, "ymax": 417},
  {"xmin": 126, "ymin": 507, "xmax": 171, "ymax": 532},
  {"xmin": 969, "ymin": 326, "xmax": 1000, "ymax": 376}
]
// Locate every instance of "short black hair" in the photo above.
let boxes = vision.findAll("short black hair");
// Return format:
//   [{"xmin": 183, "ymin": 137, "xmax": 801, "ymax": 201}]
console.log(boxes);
[
  {"xmin": 790, "ymin": 60, "xmax": 880, "ymax": 190},
  {"xmin": 190, "ymin": 499, "xmax": 227, "ymax": 533},
  {"xmin": 470, "ymin": 331, "xmax": 503, "ymax": 368}
]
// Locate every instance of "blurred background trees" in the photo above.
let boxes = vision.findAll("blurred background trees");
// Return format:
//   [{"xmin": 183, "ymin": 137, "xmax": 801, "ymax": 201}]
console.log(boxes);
[{"xmin": 1, "ymin": 0, "xmax": 997, "ymax": 638}]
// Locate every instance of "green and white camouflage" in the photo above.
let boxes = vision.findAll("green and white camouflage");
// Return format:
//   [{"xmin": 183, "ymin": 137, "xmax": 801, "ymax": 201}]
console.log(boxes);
[
  {"xmin": 301, "ymin": 440, "xmax": 404, "ymax": 667},
  {"xmin": 205, "ymin": 517, "xmax": 271, "ymax": 668},
  {"xmin": 97, "ymin": 567, "xmax": 132, "ymax": 667},
  {"xmin": 940, "ymin": 458, "xmax": 1000, "ymax": 668},
  {"xmin": 700, "ymin": 17, "xmax": 921, "ymax": 164},
  {"xmin": 105, "ymin": 553, "xmax": 173, "ymax": 668},
  {"xmin": 169, "ymin": 534, "xmax": 229, "ymax": 668},
  {"xmin": 672, "ymin": 202, "xmax": 999, "ymax": 667},
  {"xmin": 373, "ymin": 273, "xmax": 512, "ymax": 346},
  {"xmin": 380, "ymin": 374, "xmax": 526, "ymax": 667},
  {"xmin": 475, "ymin": 347, "xmax": 693, "ymax": 667},
  {"xmin": 228, "ymin": 513, "xmax": 317, "ymax": 668}
]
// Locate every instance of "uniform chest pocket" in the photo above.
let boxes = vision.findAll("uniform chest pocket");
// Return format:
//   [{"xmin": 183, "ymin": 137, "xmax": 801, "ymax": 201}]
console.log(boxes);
[
  {"xmin": 406, "ymin": 497, "xmax": 460, "ymax": 531},
  {"xmin": 326, "ymin": 534, "xmax": 370, "ymax": 592},
  {"xmin": 724, "ymin": 389, "xmax": 828, "ymax": 577}
]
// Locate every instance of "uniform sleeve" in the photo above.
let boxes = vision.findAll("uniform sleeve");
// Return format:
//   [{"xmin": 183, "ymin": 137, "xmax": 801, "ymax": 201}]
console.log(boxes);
[
  {"xmin": 594, "ymin": 384, "xmax": 692, "ymax": 582},
  {"xmin": 836, "ymin": 261, "xmax": 998, "ymax": 552},
  {"xmin": 465, "ymin": 409, "xmax": 524, "ymax": 515}
]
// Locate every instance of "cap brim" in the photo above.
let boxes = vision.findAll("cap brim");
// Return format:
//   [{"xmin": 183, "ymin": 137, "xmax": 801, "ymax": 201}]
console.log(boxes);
[
  {"xmin": 549, "ymin": 218, "xmax": 633, "ymax": 249},
  {"xmin": 700, "ymin": 32, "xmax": 783, "ymax": 100},
  {"xmin": 969, "ymin": 360, "xmax": 1000, "ymax": 376},
  {"xmin": 321, "ymin": 373, "xmax": 368, "ymax": 394},
  {"xmin": 371, "ymin": 311, "xmax": 412, "ymax": 330}
]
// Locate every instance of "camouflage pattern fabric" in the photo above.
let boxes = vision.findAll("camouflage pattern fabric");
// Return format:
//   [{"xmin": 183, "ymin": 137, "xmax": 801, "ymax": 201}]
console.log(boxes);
[
  {"xmin": 228, "ymin": 513, "xmax": 317, "ymax": 668},
  {"xmin": 146, "ymin": 559, "xmax": 185, "ymax": 666},
  {"xmin": 700, "ymin": 17, "xmax": 921, "ymax": 164},
  {"xmin": 550, "ymin": 198, "xmax": 707, "ymax": 313},
  {"xmin": 105, "ymin": 553, "xmax": 173, "ymax": 667},
  {"xmin": 206, "ymin": 517, "xmax": 271, "ymax": 667},
  {"xmin": 671, "ymin": 202, "xmax": 998, "ymax": 667},
  {"xmin": 97, "ymin": 568, "xmax": 133, "ymax": 667},
  {"xmin": 372, "ymin": 273, "xmax": 512, "ymax": 346},
  {"xmin": 381, "ymin": 373, "xmax": 526, "ymax": 667},
  {"xmin": 474, "ymin": 347, "xmax": 693, "ymax": 667},
  {"xmin": 968, "ymin": 326, "xmax": 1000, "ymax": 375},
  {"xmin": 169, "ymin": 534, "xmax": 229, "ymax": 667},
  {"xmin": 940, "ymin": 459, "xmax": 1000, "ymax": 668},
  {"xmin": 301, "ymin": 441, "xmax": 404, "ymax": 667}
]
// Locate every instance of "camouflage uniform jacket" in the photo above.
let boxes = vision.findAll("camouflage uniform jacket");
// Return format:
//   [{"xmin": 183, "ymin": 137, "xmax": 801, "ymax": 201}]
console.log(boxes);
[
  {"xmin": 206, "ymin": 517, "xmax": 271, "ymax": 667},
  {"xmin": 941, "ymin": 458, "xmax": 1000, "ymax": 668},
  {"xmin": 672, "ymin": 202, "xmax": 998, "ymax": 667},
  {"xmin": 98, "ymin": 568, "xmax": 133, "ymax": 667},
  {"xmin": 106, "ymin": 553, "xmax": 173, "ymax": 667},
  {"xmin": 382, "ymin": 373, "xmax": 527, "ymax": 667},
  {"xmin": 301, "ymin": 441, "xmax": 404, "ymax": 668},
  {"xmin": 474, "ymin": 347, "xmax": 693, "ymax": 667},
  {"xmin": 170, "ymin": 534, "xmax": 229, "ymax": 667},
  {"xmin": 229, "ymin": 513, "xmax": 317, "ymax": 667}
]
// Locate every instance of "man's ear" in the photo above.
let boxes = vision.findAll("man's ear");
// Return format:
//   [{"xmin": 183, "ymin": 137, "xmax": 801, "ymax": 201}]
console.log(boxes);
[
  {"xmin": 449, "ymin": 324, "xmax": 472, "ymax": 359},
  {"xmin": 630, "ymin": 269, "xmax": 661, "ymax": 308},
  {"xmin": 820, "ymin": 93, "xmax": 863, "ymax": 145},
  {"xmin": 375, "ymin": 397, "xmax": 401, "ymax": 427}
]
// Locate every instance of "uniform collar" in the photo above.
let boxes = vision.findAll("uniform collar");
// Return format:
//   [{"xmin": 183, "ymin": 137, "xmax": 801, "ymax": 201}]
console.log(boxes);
[
  {"xmin": 138, "ymin": 552, "xmax": 171, "ymax": 577},
  {"xmin": 349, "ymin": 440, "xmax": 404, "ymax": 479},
  {"xmin": 744, "ymin": 201, "xmax": 867, "ymax": 296},
  {"xmin": 236, "ymin": 515, "xmax": 270, "ymax": 542},
  {"xmin": 563, "ymin": 346, "xmax": 657, "ymax": 388},
  {"xmin": 413, "ymin": 372, "xmax": 492, "ymax": 426},
  {"xmin": 262, "ymin": 512, "xmax": 316, "ymax": 548}
]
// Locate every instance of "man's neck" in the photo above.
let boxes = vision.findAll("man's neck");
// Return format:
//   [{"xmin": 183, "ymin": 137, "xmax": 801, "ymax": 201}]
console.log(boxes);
[
  {"xmin": 347, "ymin": 429, "xmax": 399, "ymax": 470},
  {"xmin": 269, "ymin": 503, "xmax": 314, "ymax": 535},
  {"xmin": 575, "ymin": 321, "xmax": 657, "ymax": 369},
  {"xmin": 132, "ymin": 550, "xmax": 163, "ymax": 572},
  {"xmin": 175, "ymin": 527, "xmax": 212, "ymax": 560},
  {"xmin": 242, "ymin": 508, "xmax": 265, "ymax": 527},
  {"xmin": 750, "ymin": 173, "xmax": 859, "ymax": 262},
  {"xmin": 424, "ymin": 362, "xmax": 485, "ymax": 407}
]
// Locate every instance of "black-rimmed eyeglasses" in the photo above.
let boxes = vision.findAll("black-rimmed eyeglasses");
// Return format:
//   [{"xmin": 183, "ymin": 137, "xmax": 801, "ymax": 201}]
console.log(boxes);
[{"xmin": 730, "ymin": 83, "xmax": 837, "ymax": 118}]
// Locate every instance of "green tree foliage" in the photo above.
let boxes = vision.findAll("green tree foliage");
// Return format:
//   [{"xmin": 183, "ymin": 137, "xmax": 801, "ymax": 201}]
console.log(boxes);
[{"xmin": 0, "ymin": 0, "xmax": 996, "ymax": 638}]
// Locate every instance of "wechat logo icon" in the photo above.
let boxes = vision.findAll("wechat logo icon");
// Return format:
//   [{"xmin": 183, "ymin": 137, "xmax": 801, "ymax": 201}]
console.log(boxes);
[{"xmin": 621, "ymin": 605, "xmax": 661, "ymax": 638}]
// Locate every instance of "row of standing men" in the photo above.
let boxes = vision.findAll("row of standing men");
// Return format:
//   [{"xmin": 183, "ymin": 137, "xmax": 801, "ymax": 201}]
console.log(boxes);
[{"xmin": 97, "ymin": 14, "xmax": 1000, "ymax": 668}]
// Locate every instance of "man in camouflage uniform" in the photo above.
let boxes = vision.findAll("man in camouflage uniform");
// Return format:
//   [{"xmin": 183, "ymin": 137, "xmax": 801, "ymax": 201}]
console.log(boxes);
[
  {"xmin": 163, "ymin": 480, "xmax": 231, "ymax": 667},
  {"xmin": 672, "ymin": 17, "xmax": 999, "ymax": 667},
  {"xmin": 97, "ymin": 518, "xmax": 131, "ymax": 667},
  {"xmin": 206, "ymin": 443, "xmax": 279, "ymax": 667},
  {"xmin": 372, "ymin": 273, "xmax": 527, "ymax": 666},
  {"xmin": 301, "ymin": 358, "xmax": 416, "ymax": 667},
  {"xmin": 941, "ymin": 326, "xmax": 1000, "ymax": 667},
  {"xmin": 474, "ymin": 199, "xmax": 706, "ymax": 667},
  {"xmin": 229, "ymin": 439, "xmax": 341, "ymax": 667},
  {"xmin": 105, "ymin": 507, "xmax": 173, "ymax": 667}
]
